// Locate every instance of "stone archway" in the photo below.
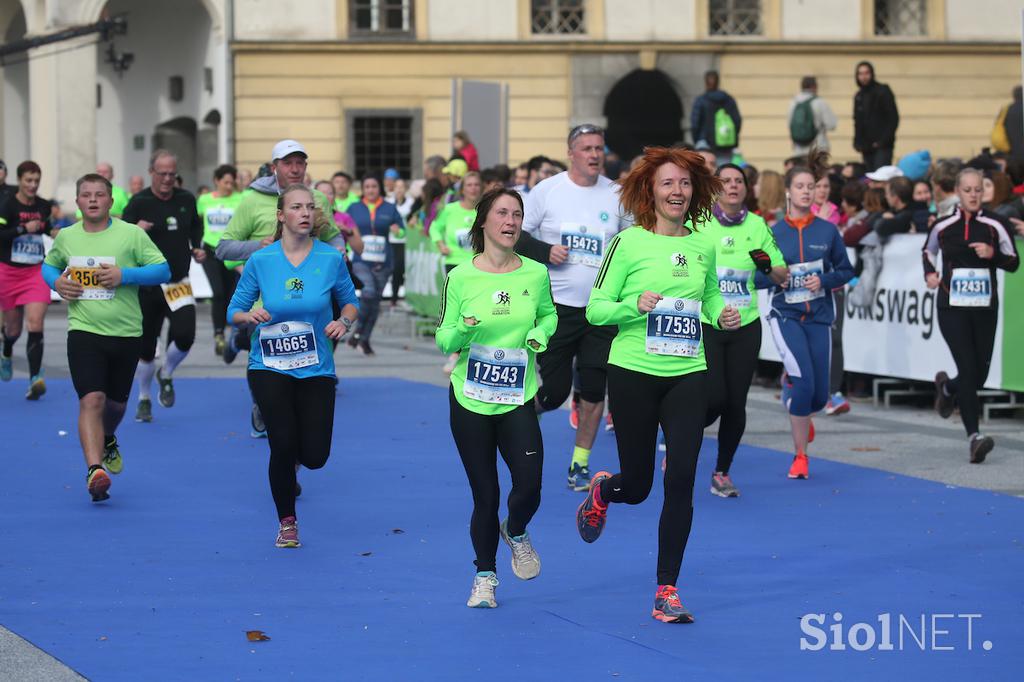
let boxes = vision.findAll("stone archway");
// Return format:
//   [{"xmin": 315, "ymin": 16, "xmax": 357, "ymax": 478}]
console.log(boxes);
[
  {"xmin": 1, "ymin": 2, "xmax": 29, "ymax": 165},
  {"xmin": 153, "ymin": 116, "xmax": 198, "ymax": 189},
  {"xmin": 603, "ymin": 69, "xmax": 684, "ymax": 161}
]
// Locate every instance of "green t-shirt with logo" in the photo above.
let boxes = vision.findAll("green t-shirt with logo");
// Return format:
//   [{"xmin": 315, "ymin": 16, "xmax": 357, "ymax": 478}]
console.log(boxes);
[
  {"xmin": 197, "ymin": 191, "xmax": 244, "ymax": 249},
  {"xmin": 436, "ymin": 256, "xmax": 558, "ymax": 415},
  {"xmin": 334, "ymin": 191, "xmax": 360, "ymax": 213},
  {"xmin": 44, "ymin": 219, "xmax": 167, "ymax": 337},
  {"xmin": 429, "ymin": 202, "xmax": 477, "ymax": 266},
  {"xmin": 700, "ymin": 212, "xmax": 785, "ymax": 327},
  {"xmin": 586, "ymin": 225, "xmax": 725, "ymax": 378}
]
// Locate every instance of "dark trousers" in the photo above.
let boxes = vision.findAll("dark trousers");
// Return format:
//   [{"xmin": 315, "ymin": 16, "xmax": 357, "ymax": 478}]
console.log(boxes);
[
  {"xmin": 937, "ymin": 307, "xmax": 998, "ymax": 436},
  {"xmin": 703, "ymin": 320, "xmax": 761, "ymax": 474}
]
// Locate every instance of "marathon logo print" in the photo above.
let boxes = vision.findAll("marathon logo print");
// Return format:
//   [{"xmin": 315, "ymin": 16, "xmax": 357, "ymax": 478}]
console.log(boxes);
[
  {"xmin": 285, "ymin": 277, "xmax": 304, "ymax": 300},
  {"xmin": 492, "ymin": 290, "xmax": 511, "ymax": 315},
  {"xmin": 671, "ymin": 253, "xmax": 689, "ymax": 278}
]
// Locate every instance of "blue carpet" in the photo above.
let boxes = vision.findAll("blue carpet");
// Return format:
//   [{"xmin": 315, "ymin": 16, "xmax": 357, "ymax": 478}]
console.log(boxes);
[{"xmin": 0, "ymin": 378, "xmax": 1021, "ymax": 680}]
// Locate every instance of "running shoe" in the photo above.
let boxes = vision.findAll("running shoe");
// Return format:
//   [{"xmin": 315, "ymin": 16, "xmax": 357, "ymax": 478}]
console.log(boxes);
[
  {"xmin": 135, "ymin": 398, "xmax": 153, "ymax": 423},
  {"xmin": 788, "ymin": 453, "xmax": 809, "ymax": 479},
  {"xmin": 360, "ymin": 339, "xmax": 375, "ymax": 356},
  {"xmin": 275, "ymin": 516, "xmax": 300, "ymax": 548},
  {"xmin": 969, "ymin": 434, "xmax": 994, "ymax": 464},
  {"xmin": 934, "ymin": 371, "xmax": 955, "ymax": 419},
  {"xmin": 250, "ymin": 404, "xmax": 267, "ymax": 439},
  {"xmin": 605, "ymin": 412, "xmax": 614, "ymax": 432},
  {"xmin": 500, "ymin": 519, "xmax": 541, "ymax": 580},
  {"xmin": 0, "ymin": 356, "xmax": 11, "ymax": 382},
  {"xmin": 466, "ymin": 572, "xmax": 499, "ymax": 608},
  {"xmin": 825, "ymin": 392, "xmax": 850, "ymax": 416},
  {"xmin": 102, "ymin": 436, "xmax": 123, "ymax": 475},
  {"xmin": 710, "ymin": 472, "xmax": 739, "ymax": 498},
  {"xmin": 576, "ymin": 471, "xmax": 611, "ymax": 543},
  {"xmin": 222, "ymin": 328, "xmax": 240, "ymax": 365},
  {"xmin": 87, "ymin": 467, "xmax": 111, "ymax": 502},
  {"xmin": 156, "ymin": 368, "xmax": 175, "ymax": 408},
  {"xmin": 25, "ymin": 374, "xmax": 46, "ymax": 401},
  {"xmin": 569, "ymin": 398, "xmax": 579, "ymax": 430},
  {"xmin": 652, "ymin": 585, "xmax": 694, "ymax": 624},
  {"xmin": 567, "ymin": 462, "xmax": 592, "ymax": 492},
  {"xmin": 214, "ymin": 333, "xmax": 226, "ymax": 357}
]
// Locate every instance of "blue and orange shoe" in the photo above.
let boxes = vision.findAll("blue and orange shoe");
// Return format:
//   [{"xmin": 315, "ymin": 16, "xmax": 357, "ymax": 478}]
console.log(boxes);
[
  {"xmin": 87, "ymin": 467, "xmax": 111, "ymax": 502},
  {"xmin": 576, "ymin": 471, "xmax": 611, "ymax": 543},
  {"xmin": 652, "ymin": 585, "xmax": 694, "ymax": 623},
  {"xmin": 788, "ymin": 452, "xmax": 809, "ymax": 479}
]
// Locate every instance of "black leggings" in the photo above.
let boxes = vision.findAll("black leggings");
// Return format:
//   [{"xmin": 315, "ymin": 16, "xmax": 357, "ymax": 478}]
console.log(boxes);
[
  {"xmin": 599, "ymin": 366, "xmax": 708, "ymax": 586},
  {"xmin": 248, "ymin": 369, "xmax": 336, "ymax": 520},
  {"xmin": 201, "ymin": 244, "xmax": 239, "ymax": 334},
  {"xmin": 937, "ymin": 307, "xmax": 998, "ymax": 437},
  {"xmin": 139, "ymin": 285, "xmax": 196, "ymax": 361},
  {"xmin": 449, "ymin": 387, "xmax": 544, "ymax": 573},
  {"xmin": 703, "ymin": 319, "xmax": 761, "ymax": 474},
  {"xmin": 390, "ymin": 243, "xmax": 406, "ymax": 304}
]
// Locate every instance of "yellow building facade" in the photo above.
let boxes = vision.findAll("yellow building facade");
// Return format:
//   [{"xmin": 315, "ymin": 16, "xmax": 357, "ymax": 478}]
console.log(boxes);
[{"xmin": 232, "ymin": 0, "xmax": 1020, "ymax": 178}]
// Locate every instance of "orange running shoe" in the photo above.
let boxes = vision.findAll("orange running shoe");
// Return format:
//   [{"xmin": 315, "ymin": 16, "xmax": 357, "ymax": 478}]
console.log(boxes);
[
  {"xmin": 652, "ymin": 585, "xmax": 694, "ymax": 623},
  {"xmin": 87, "ymin": 467, "xmax": 111, "ymax": 502},
  {"xmin": 788, "ymin": 453, "xmax": 809, "ymax": 480}
]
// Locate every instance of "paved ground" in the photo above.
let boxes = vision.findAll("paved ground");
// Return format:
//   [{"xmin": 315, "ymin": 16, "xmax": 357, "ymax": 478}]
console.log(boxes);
[{"xmin": 2, "ymin": 302, "xmax": 1021, "ymax": 678}]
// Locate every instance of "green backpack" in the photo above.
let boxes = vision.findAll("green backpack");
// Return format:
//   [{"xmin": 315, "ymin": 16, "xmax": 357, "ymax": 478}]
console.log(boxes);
[
  {"xmin": 790, "ymin": 96, "xmax": 817, "ymax": 145},
  {"xmin": 714, "ymin": 107, "xmax": 737, "ymax": 148}
]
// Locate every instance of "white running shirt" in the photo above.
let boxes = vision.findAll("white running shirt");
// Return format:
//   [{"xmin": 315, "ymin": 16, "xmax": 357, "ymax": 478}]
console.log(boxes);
[{"xmin": 522, "ymin": 172, "xmax": 631, "ymax": 308}]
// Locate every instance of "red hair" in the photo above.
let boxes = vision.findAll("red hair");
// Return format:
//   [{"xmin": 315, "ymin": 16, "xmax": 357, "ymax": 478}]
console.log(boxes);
[{"xmin": 619, "ymin": 147, "xmax": 722, "ymax": 230}]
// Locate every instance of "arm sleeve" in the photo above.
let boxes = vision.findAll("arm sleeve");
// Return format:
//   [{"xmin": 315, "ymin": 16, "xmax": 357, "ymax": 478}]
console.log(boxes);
[
  {"xmin": 515, "ymin": 231, "xmax": 553, "ymax": 264},
  {"xmin": 226, "ymin": 259, "xmax": 260, "ymax": 321},
  {"xmin": 762, "ymin": 222, "xmax": 786, "ymax": 266},
  {"xmin": 216, "ymin": 239, "xmax": 263, "ymax": 261},
  {"xmin": 435, "ymin": 272, "xmax": 475, "ymax": 354},
  {"xmin": 586, "ymin": 235, "xmax": 641, "ymax": 326},
  {"xmin": 121, "ymin": 196, "xmax": 139, "ymax": 224},
  {"xmin": 332, "ymin": 255, "xmax": 360, "ymax": 310},
  {"xmin": 922, "ymin": 225, "xmax": 941, "ymax": 276},
  {"xmin": 525, "ymin": 272, "xmax": 558, "ymax": 353},
  {"xmin": 728, "ymin": 96, "xmax": 742, "ymax": 135},
  {"xmin": 991, "ymin": 220, "xmax": 1021, "ymax": 272},
  {"xmin": 821, "ymin": 99, "xmax": 838, "ymax": 132},
  {"xmin": 428, "ymin": 204, "xmax": 446, "ymax": 244},
  {"xmin": 821, "ymin": 229, "xmax": 855, "ymax": 289},
  {"xmin": 702, "ymin": 248, "xmax": 727, "ymax": 329},
  {"xmin": 316, "ymin": 192, "xmax": 340, "ymax": 242},
  {"xmin": 42, "ymin": 263, "xmax": 62, "ymax": 289},
  {"xmin": 190, "ymin": 200, "xmax": 203, "ymax": 250},
  {"xmin": 875, "ymin": 212, "xmax": 912, "ymax": 239},
  {"xmin": 121, "ymin": 262, "xmax": 171, "ymax": 286},
  {"xmin": 0, "ymin": 204, "xmax": 18, "ymax": 244},
  {"xmin": 884, "ymin": 86, "xmax": 900, "ymax": 140}
]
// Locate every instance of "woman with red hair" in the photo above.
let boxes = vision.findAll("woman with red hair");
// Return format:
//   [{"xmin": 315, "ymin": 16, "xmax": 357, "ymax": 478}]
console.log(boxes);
[{"xmin": 575, "ymin": 147, "xmax": 741, "ymax": 623}]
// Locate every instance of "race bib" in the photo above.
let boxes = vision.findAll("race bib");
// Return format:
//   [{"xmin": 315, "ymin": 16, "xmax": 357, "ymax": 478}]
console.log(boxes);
[
  {"xmin": 67, "ymin": 256, "xmax": 116, "ymax": 300},
  {"xmin": 949, "ymin": 268, "xmax": 992, "ymax": 307},
  {"xmin": 463, "ymin": 344, "xmax": 527, "ymax": 405},
  {"xmin": 646, "ymin": 298, "xmax": 702, "ymax": 357},
  {"xmin": 205, "ymin": 207, "xmax": 233, "ymax": 233},
  {"xmin": 560, "ymin": 222, "xmax": 605, "ymax": 268},
  {"xmin": 784, "ymin": 259, "xmax": 825, "ymax": 304},
  {"xmin": 362, "ymin": 235, "xmax": 387, "ymax": 263},
  {"xmin": 717, "ymin": 266, "xmax": 753, "ymax": 309},
  {"xmin": 161, "ymin": 278, "xmax": 195, "ymax": 312},
  {"xmin": 11, "ymin": 234, "xmax": 45, "ymax": 265},
  {"xmin": 258, "ymin": 321, "xmax": 318, "ymax": 371}
]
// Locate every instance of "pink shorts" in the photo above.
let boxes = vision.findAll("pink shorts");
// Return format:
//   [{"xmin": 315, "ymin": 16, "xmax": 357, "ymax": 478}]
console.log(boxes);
[{"xmin": 0, "ymin": 262, "xmax": 51, "ymax": 311}]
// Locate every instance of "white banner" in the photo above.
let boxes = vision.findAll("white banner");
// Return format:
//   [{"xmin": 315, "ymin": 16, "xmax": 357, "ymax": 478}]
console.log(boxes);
[{"xmin": 759, "ymin": 235, "xmax": 1005, "ymax": 389}]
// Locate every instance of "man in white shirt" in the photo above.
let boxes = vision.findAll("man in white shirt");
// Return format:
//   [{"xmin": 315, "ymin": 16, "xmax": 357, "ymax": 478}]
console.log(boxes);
[{"xmin": 516, "ymin": 124, "xmax": 632, "ymax": 491}]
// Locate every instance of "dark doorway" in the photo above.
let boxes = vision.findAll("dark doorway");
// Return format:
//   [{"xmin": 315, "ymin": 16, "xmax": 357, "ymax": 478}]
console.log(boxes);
[
  {"xmin": 152, "ymin": 117, "xmax": 197, "ymax": 190},
  {"xmin": 603, "ymin": 69, "xmax": 684, "ymax": 160}
]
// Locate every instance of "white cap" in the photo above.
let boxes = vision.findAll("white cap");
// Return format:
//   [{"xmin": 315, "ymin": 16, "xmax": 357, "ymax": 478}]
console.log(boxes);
[
  {"xmin": 865, "ymin": 165, "xmax": 904, "ymax": 182},
  {"xmin": 271, "ymin": 139, "xmax": 308, "ymax": 162}
]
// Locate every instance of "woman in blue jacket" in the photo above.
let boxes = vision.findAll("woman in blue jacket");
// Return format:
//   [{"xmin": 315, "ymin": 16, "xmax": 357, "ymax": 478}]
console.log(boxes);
[
  {"xmin": 345, "ymin": 171, "xmax": 405, "ymax": 355},
  {"xmin": 759, "ymin": 152, "xmax": 854, "ymax": 480},
  {"xmin": 228, "ymin": 184, "xmax": 359, "ymax": 548}
]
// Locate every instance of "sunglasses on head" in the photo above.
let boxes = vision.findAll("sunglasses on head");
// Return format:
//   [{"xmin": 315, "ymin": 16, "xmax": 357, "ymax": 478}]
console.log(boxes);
[{"xmin": 568, "ymin": 124, "xmax": 605, "ymax": 145}]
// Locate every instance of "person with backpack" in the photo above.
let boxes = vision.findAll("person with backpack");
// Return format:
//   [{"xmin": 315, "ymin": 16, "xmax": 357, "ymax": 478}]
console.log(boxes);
[
  {"xmin": 788, "ymin": 76, "xmax": 837, "ymax": 155},
  {"xmin": 691, "ymin": 70, "xmax": 742, "ymax": 166}
]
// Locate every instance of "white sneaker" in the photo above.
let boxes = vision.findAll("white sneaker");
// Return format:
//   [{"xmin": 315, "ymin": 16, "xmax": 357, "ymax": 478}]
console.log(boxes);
[
  {"xmin": 467, "ymin": 572, "xmax": 499, "ymax": 608},
  {"xmin": 500, "ymin": 519, "xmax": 541, "ymax": 580}
]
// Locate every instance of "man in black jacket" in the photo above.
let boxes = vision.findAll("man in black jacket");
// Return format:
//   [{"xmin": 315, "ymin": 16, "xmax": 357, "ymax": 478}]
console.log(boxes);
[
  {"xmin": 1004, "ymin": 86, "xmax": 1024, "ymax": 161},
  {"xmin": 853, "ymin": 61, "xmax": 899, "ymax": 172},
  {"xmin": 876, "ymin": 177, "xmax": 930, "ymax": 238}
]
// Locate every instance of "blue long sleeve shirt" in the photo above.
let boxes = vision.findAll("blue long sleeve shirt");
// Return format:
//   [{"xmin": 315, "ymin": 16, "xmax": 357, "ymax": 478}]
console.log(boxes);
[
  {"xmin": 227, "ymin": 240, "xmax": 359, "ymax": 379},
  {"xmin": 757, "ymin": 216, "xmax": 854, "ymax": 325}
]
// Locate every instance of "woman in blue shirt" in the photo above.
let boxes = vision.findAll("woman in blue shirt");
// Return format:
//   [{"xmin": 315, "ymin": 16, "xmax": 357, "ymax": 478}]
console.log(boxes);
[
  {"xmin": 228, "ymin": 184, "xmax": 359, "ymax": 548},
  {"xmin": 345, "ymin": 171, "xmax": 404, "ymax": 355}
]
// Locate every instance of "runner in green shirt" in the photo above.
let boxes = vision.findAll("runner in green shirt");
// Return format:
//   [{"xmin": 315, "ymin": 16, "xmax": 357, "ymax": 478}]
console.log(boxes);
[
  {"xmin": 197, "ymin": 164, "xmax": 245, "ymax": 354},
  {"xmin": 700, "ymin": 163, "xmax": 788, "ymax": 498},
  {"xmin": 42, "ymin": 173, "xmax": 170, "ymax": 503},
  {"xmin": 430, "ymin": 171, "xmax": 482, "ymax": 271},
  {"xmin": 576, "ymin": 147, "xmax": 740, "ymax": 625},
  {"xmin": 331, "ymin": 171, "xmax": 359, "ymax": 212},
  {"xmin": 436, "ymin": 188, "xmax": 557, "ymax": 609}
]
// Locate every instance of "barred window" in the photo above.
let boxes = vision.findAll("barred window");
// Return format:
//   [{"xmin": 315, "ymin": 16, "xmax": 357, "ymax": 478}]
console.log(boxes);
[
  {"xmin": 709, "ymin": 0, "xmax": 763, "ymax": 37},
  {"xmin": 531, "ymin": 0, "xmax": 586, "ymax": 35},
  {"xmin": 350, "ymin": 0, "xmax": 413, "ymax": 37},
  {"xmin": 351, "ymin": 115, "xmax": 414, "ymax": 180},
  {"xmin": 874, "ymin": 0, "xmax": 926, "ymax": 37}
]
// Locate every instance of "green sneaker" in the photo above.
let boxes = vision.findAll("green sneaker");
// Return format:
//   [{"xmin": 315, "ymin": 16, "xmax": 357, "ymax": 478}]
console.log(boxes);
[
  {"xmin": 25, "ymin": 374, "xmax": 46, "ymax": 400},
  {"xmin": 0, "ymin": 356, "xmax": 11, "ymax": 382},
  {"xmin": 156, "ymin": 368, "xmax": 175, "ymax": 408},
  {"xmin": 135, "ymin": 398, "xmax": 153, "ymax": 423},
  {"xmin": 103, "ymin": 436, "xmax": 123, "ymax": 475}
]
